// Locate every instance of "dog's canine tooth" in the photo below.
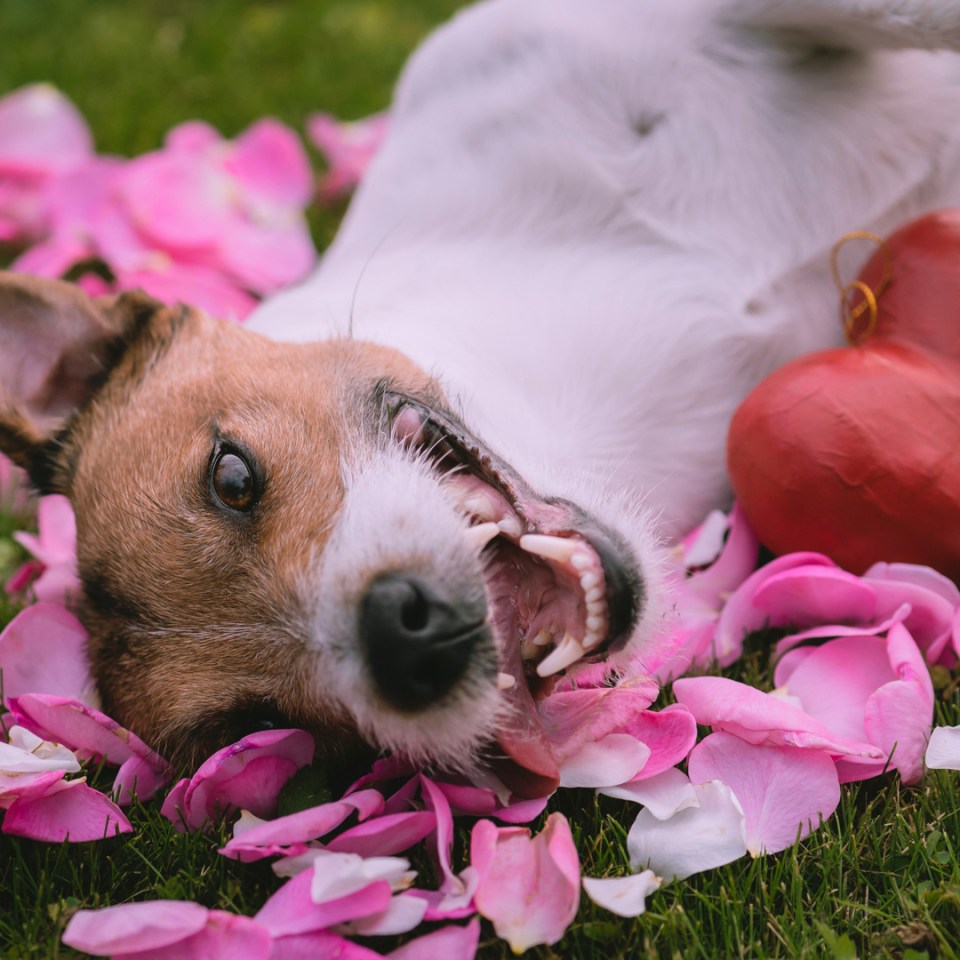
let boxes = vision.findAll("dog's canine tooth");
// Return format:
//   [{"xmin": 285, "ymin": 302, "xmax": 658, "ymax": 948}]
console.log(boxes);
[
  {"xmin": 519, "ymin": 533, "xmax": 578, "ymax": 564},
  {"xmin": 536, "ymin": 634, "xmax": 585, "ymax": 676},
  {"xmin": 496, "ymin": 516, "xmax": 523, "ymax": 539},
  {"xmin": 496, "ymin": 671, "xmax": 516, "ymax": 690},
  {"xmin": 532, "ymin": 629, "xmax": 553, "ymax": 646},
  {"xmin": 465, "ymin": 521, "xmax": 500, "ymax": 551}
]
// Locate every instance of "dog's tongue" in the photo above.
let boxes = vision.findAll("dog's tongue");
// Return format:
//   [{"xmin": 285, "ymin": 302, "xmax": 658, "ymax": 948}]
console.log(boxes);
[{"xmin": 491, "ymin": 641, "xmax": 561, "ymax": 799}]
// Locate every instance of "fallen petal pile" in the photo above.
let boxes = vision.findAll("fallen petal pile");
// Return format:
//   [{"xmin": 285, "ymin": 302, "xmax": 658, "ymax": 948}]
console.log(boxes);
[{"xmin": 0, "ymin": 82, "xmax": 957, "ymax": 958}]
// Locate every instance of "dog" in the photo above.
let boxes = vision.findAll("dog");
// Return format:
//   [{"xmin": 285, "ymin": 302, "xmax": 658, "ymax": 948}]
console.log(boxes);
[{"xmin": 2, "ymin": 0, "xmax": 960, "ymax": 795}]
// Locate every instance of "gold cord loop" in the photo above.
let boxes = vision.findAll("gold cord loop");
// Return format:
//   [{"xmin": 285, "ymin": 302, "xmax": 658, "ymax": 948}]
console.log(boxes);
[{"xmin": 830, "ymin": 230, "xmax": 891, "ymax": 345}]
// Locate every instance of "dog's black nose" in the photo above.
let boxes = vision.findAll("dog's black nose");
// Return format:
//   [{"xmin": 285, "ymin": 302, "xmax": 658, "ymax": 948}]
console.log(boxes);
[{"xmin": 359, "ymin": 573, "xmax": 489, "ymax": 711}]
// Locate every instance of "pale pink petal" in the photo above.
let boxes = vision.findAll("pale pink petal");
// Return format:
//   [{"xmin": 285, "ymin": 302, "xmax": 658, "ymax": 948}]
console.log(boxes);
[
  {"xmin": 324, "ymin": 810, "xmax": 436, "ymax": 857},
  {"xmin": 343, "ymin": 755, "xmax": 415, "ymax": 795},
  {"xmin": 3, "ymin": 778, "xmax": 131, "ymax": 841},
  {"xmin": 227, "ymin": 118, "xmax": 313, "ymax": 209},
  {"xmin": 220, "ymin": 789, "xmax": 384, "ymax": 862},
  {"xmin": 269, "ymin": 930, "xmax": 383, "ymax": 960},
  {"xmin": 162, "ymin": 728, "xmax": 314, "ymax": 832},
  {"xmin": 773, "ymin": 636, "xmax": 895, "ymax": 743},
  {"xmin": 677, "ymin": 509, "xmax": 730, "ymax": 570},
  {"xmin": 600, "ymin": 766, "xmax": 699, "ymax": 819},
  {"xmin": 582, "ymin": 870, "xmax": 662, "ymax": 918},
  {"xmin": 0, "ymin": 603, "xmax": 94, "ymax": 703},
  {"xmin": 12, "ymin": 234, "xmax": 94, "ymax": 279},
  {"xmin": 864, "ymin": 562, "xmax": 960, "ymax": 606},
  {"xmin": 750, "ymin": 565, "xmax": 877, "ymax": 627},
  {"xmin": 165, "ymin": 120, "xmax": 222, "ymax": 155},
  {"xmin": 430, "ymin": 780, "xmax": 497, "ymax": 818},
  {"xmin": 308, "ymin": 850, "xmax": 413, "ymax": 903},
  {"xmin": 254, "ymin": 866, "xmax": 392, "ymax": 937},
  {"xmin": 307, "ymin": 111, "xmax": 390, "ymax": 200},
  {"xmin": 712, "ymin": 553, "xmax": 837, "ymax": 665},
  {"xmin": 627, "ymin": 778, "xmax": 747, "ymax": 880},
  {"xmin": 406, "ymin": 867, "xmax": 479, "ymax": 921},
  {"xmin": 868, "ymin": 577, "xmax": 957, "ymax": 664},
  {"xmin": 114, "ymin": 754, "xmax": 170, "ymax": 804},
  {"xmin": 925, "ymin": 725, "xmax": 960, "ymax": 770},
  {"xmin": 471, "ymin": 812, "xmax": 580, "ymax": 953},
  {"xmin": 62, "ymin": 900, "xmax": 209, "ymax": 954},
  {"xmin": 0, "ymin": 726, "xmax": 79, "ymax": 774},
  {"xmin": 116, "ymin": 263, "xmax": 257, "ymax": 322},
  {"xmin": 684, "ymin": 502, "xmax": 759, "ymax": 596},
  {"xmin": 118, "ymin": 911, "xmax": 272, "ymax": 960},
  {"xmin": 688, "ymin": 732, "xmax": 840, "ymax": 855},
  {"xmin": 621, "ymin": 704, "xmax": 698, "ymax": 781},
  {"xmin": 862, "ymin": 623, "xmax": 934, "ymax": 783},
  {"xmin": 420, "ymin": 775, "xmax": 460, "ymax": 893},
  {"xmin": 558, "ymin": 732, "xmax": 651, "ymax": 788},
  {"xmin": 9, "ymin": 694, "xmax": 166, "ymax": 774},
  {"xmin": 218, "ymin": 217, "xmax": 315, "ymax": 295},
  {"xmin": 489, "ymin": 793, "xmax": 550, "ymax": 824},
  {"xmin": 119, "ymin": 150, "xmax": 230, "ymax": 252},
  {"xmin": 335, "ymin": 892, "xmax": 429, "ymax": 936},
  {"xmin": 0, "ymin": 84, "xmax": 92, "ymax": 176},
  {"xmin": 387, "ymin": 918, "xmax": 480, "ymax": 960},
  {"xmin": 774, "ymin": 605, "xmax": 910, "ymax": 660},
  {"xmin": 672, "ymin": 676, "xmax": 884, "ymax": 759},
  {"xmin": 537, "ymin": 676, "xmax": 659, "ymax": 765}
]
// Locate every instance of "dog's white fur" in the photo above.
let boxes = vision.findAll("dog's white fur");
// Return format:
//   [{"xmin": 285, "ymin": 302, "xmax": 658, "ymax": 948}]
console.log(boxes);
[
  {"xmin": 253, "ymin": 0, "xmax": 960, "ymax": 541},
  {"xmin": 248, "ymin": 0, "xmax": 960, "ymax": 764}
]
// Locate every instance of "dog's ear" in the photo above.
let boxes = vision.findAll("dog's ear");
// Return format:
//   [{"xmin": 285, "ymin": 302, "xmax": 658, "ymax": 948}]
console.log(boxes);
[
  {"xmin": 727, "ymin": 0, "xmax": 960, "ymax": 53},
  {"xmin": 0, "ymin": 271, "xmax": 159, "ymax": 492}
]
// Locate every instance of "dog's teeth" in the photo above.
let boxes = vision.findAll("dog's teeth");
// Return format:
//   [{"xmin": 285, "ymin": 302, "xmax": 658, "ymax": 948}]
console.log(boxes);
[
  {"xmin": 536, "ymin": 634, "xmax": 585, "ymax": 676},
  {"xmin": 519, "ymin": 534, "xmax": 577, "ymax": 564},
  {"xmin": 580, "ymin": 571, "xmax": 600, "ymax": 591},
  {"xmin": 496, "ymin": 671, "xmax": 516, "ymax": 690},
  {"xmin": 582, "ymin": 629, "xmax": 605, "ymax": 651},
  {"xmin": 533, "ymin": 629, "xmax": 553, "ymax": 646},
  {"xmin": 586, "ymin": 613, "xmax": 605, "ymax": 633},
  {"xmin": 497, "ymin": 517, "xmax": 523, "ymax": 539},
  {"xmin": 585, "ymin": 585, "xmax": 604, "ymax": 604},
  {"xmin": 462, "ymin": 494, "xmax": 498, "ymax": 522},
  {"xmin": 570, "ymin": 551, "xmax": 592, "ymax": 571},
  {"xmin": 465, "ymin": 522, "xmax": 500, "ymax": 551}
]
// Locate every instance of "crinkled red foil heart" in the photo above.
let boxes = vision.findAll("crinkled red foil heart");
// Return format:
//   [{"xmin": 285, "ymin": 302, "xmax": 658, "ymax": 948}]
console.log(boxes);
[{"xmin": 728, "ymin": 210, "xmax": 960, "ymax": 581}]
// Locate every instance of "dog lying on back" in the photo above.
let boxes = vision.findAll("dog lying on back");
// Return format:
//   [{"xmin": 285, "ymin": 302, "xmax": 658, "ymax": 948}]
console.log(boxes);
[{"xmin": 2, "ymin": 0, "xmax": 960, "ymax": 794}]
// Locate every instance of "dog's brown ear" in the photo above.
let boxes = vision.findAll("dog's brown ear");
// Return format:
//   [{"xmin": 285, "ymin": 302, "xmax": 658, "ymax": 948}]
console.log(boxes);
[{"xmin": 0, "ymin": 271, "xmax": 159, "ymax": 492}]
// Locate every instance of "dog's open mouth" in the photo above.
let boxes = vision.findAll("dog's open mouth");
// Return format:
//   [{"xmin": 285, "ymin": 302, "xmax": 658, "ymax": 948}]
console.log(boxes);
[{"xmin": 387, "ymin": 391, "xmax": 642, "ymax": 796}]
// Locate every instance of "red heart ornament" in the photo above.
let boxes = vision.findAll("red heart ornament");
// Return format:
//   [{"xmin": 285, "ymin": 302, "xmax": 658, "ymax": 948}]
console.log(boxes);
[{"xmin": 728, "ymin": 210, "xmax": 960, "ymax": 580}]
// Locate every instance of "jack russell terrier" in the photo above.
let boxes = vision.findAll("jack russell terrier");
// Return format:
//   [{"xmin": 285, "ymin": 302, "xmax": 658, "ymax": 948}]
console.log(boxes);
[{"xmin": 1, "ymin": 0, "xmax": 960, "ymax": 795}]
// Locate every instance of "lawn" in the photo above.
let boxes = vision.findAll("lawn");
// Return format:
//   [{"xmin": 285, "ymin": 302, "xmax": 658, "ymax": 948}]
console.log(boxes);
[{"xmin": 0, "ymin": 2, "xmax": 958, "ymax": 958}]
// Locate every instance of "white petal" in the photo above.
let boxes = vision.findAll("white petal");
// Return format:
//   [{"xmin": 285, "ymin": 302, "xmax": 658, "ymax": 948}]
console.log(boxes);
[
  {"xmin": 600, "ymin": 767, "xmax": 698, "ymax": 820},
  {"xmin": 559, "ymin": 734, "xmax": 651, "ymax": 789},
  {"xmin": 627, "ymin": 780, "xmax": 748, "ymax": 881},
  {"xmin": 334, "ymin": 893, "xmax": 428, "ymax": 936},
  {"xmin": 0, "ymin": 726, "xmax": 80, "ymax": 774},
  {"xmin": 582, "ymin": 871, "xmax": 662, "ymax": 918},
  {"xmin": 308, "ymin": 851, "xmax": 413, "ymax": 903},
  {"xmin": 926, "ymin": 725, "xmax": 960, "ymax": 770}
]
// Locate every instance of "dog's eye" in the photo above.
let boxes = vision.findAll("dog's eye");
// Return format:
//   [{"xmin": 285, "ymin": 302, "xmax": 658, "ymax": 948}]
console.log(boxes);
[{"xmin": 211, "ymin": 451, "xmax": 258, "ymax": 512}]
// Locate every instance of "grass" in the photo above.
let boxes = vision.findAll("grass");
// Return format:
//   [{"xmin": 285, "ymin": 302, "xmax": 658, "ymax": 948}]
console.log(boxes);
[{"xmin": 1, "ymin": 1, "xmax": 959, "ymax": 957}]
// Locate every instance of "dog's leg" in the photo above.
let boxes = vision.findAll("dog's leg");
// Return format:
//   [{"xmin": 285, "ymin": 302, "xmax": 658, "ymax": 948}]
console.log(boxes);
[{"xmin": 728, "ymin": 0, "xmax": 960, "ymax": 51}]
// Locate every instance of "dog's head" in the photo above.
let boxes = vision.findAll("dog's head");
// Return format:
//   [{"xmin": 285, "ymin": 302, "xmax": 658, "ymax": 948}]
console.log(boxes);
[{"xmin": 0, "ymin": 272, "xmax": 654, "ymax": 795}]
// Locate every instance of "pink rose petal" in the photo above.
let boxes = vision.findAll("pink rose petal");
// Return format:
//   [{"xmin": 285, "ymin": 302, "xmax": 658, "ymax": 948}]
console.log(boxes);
[
  {"xmin": 925, "ymin": 725, "xmax": 960, "ymax": 770},
  {"xmin": 162, "ymin": 728, "xmax": 314, "ymax": 832},
  {"xmin": 386, "ymin": 918, "xmax": 480, "ymax": 960},
  {"xmin": 254, "ymin": 863, "xmax": 392, "ymax": 937},
  {"xmin": 63, "ymin": 900, "xmax": 209, "ymax": 954},
  {"xmin": 0, "ymin": 603, "xmax": 94, "ymax": 703},
  {"xmin": 582, "ymin": 870, "xmax": 662, "ymax": 918},
  {"xmin": 471, "ymin": 812, "xmax": 580, "ymax": 953},
  {"xmin": 220, "ymin": 789, "xmax": 384, "ymax": 862},
  {"xmin": 627, "ymin": 777, "xmax": 748, "ymax": 880},
  {"xmin": 3, "ymin": 778, "xmax": 131, "ymax": 842},
  {"xmin": 324, "ymin": 810, "xmax": 436, "ymax": 857},
  {"xmin": 688, "ymin": 732, "xmax": 840, "ymax": 855},
  {"xmin": 269, "ymin": 930, "xmax": 383, "ymax": 960}
]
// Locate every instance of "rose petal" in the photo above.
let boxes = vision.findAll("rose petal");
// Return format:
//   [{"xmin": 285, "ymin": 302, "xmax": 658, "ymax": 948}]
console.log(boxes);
[
  {"xmin": 335, "ymin": 892, "xmax": 429, "ymax": 936},
  {"xmin": 269, "ymin": 930, "xmax": 383, "ymax": 960},
  {"xmin": 600, "ymin": 766, "xmax": 699, "ymax": 819},
  {"xmin": 62, "ymin": 901, "xmax": 209, "ymax": 954},
  {"xmin": 582, "ymin": 870, "xmax": 662, "ymax": 918},
  {"xmin": 627, "ymin": 778, "xmax": 748, "ymax": 880},
  {"xmin": 559, "ymin": 732, "xmax": 651, "ymax": 788},
  {"xmin": 688, "ymin": 732, "xmax": 840, "ymax": 855},
  {"xmin": 471, "ymin": 812, "xmax": 579, "ymax": 953},
  {"xmin": 925, "ymin": 725, "xmax": 960, "ymax": 770},
  {"xmin": 323, "ymin": 810, "xmax": 436, "ymax": 857},
  {"xmin": 387, "ymin": 917, "xmax": 480, "ymax": 960},
  {"xmin": 3, "ymin": 778, "xmax": 131, "ymax": 842}
]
